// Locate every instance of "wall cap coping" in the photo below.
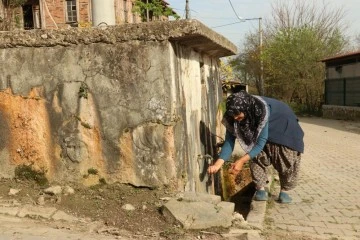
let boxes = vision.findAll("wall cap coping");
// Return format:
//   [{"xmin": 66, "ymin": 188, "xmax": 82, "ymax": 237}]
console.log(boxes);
[{"xmin": 0, "ymin": 20, "xmax": 237, "ymax": 58}]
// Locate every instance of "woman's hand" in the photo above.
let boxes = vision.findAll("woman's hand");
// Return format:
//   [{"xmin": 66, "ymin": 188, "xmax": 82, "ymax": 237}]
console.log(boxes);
[
  {"xmin": 229, "ymin": 154, "xmax": 250, "ymax": 175},
  {"xmin": 229, "ymin": 160, "xmax": 244, "ymax": 175},
  {"xmin": 207, "ymin": 159, "xmax": 225, "ymax": 174}
]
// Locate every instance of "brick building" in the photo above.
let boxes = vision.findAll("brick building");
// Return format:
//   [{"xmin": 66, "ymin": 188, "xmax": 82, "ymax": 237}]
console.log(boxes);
[{"xmin": 16, "ymin": 0, "xmax": 172, "ymax": 30}]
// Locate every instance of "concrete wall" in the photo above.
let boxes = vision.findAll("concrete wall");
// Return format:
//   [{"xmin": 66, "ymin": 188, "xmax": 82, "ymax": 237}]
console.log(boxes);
[
  {"xmin": 0, "ymin": 20, "xmax": 236, "ymax": 193},
  {"xmin": 322, "ymin": 105, "xmax": 360, "ymax": 121}
]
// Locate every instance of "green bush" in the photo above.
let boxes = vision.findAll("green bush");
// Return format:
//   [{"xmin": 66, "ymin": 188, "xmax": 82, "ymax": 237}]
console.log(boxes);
[{"xmin": 14, "ymin": 165, "xmax": 48, "ymax": 186}]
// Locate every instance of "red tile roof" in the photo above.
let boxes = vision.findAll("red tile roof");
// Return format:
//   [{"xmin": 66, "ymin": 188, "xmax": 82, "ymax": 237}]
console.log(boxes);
[{"xmin": 321, "ymin": 50, "xmax": 360, "ymax": 62}]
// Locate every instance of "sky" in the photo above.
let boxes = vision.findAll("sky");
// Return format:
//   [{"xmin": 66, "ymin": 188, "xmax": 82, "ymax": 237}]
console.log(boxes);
[{"xmin": 166, "ymin": 0, "xmax": 360, "ymax": 49}]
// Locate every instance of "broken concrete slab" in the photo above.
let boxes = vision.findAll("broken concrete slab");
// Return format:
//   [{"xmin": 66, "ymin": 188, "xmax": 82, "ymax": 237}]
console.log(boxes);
[
  {"xmin": 51, "ymin": 210, "xmax": 79, "ymax": 222},
  {"xmin": 0, "ymin": 206, "xmax": 19, "ymax": 216},
  {"xmin": 222, "ymin": 229, "xmax": 264, "ymax": 240},
  {"xmin": 176, "ymin": 191, "xmax": 222, "ymax": 205},
  {"xmin": 17, "ymin": 205, "xmax": 57, "ymax": 219},
  {"xmin": 161, "ymin": 192, "xmax": 235, "ymax": 230}
]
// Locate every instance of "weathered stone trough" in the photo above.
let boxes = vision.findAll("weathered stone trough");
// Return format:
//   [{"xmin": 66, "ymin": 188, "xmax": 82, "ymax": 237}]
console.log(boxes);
[{"xmin": 0, "ymin": 20, "xmax": 237, "ymax": 194}]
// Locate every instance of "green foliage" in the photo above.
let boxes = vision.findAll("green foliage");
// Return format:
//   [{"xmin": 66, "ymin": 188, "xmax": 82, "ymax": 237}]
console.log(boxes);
[
  {"xmin": 99, "ymin": 178, "xmax": 107, "ymax": 185},
  {"xmin": 81, "ymin": 122, "xmax": 92, "ymax": 129},
  {"xmin": 87, "ymin": 168, "xmax": 99, "ymax": 175},
  {"xmin": 220, "ymin": 59, "xmax": 235, "ymax": 81},
  {"xmin": 78, "ymin": 82, "xmax": 88, "ymax": 99},
  {"xmin": 4, "ymin": 0, "xmax": 27, "ymax": 8},
  {"xmin": 218, "ymin": 100, "xmax": 226, "ymax": 114},
  {"xmin": 263, "ymin": 25, "xmax": 344, "ymax": 112},
  {"xmin": 132, "ymin": 0, "xmax": 179, "ymax": 22},
  {"xmin": 229, "ymin": 33, "xmax": 262, "ymax": 92},
  {"xmin": 232, "ymin": 1, "xmax": 347, "ymax": 114},
  {"xmin": 15, "ymin": 165, "xmax": 48, "ymax": 186}
]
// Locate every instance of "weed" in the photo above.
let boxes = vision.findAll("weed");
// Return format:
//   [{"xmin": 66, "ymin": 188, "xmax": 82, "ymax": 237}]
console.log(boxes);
[
  {"xmin": 14, "ymin": 165, "xmax": 48, "ymax": 186},
  {"xmin": 87, "ymin": 168, "xmax": 98, "ymax": 175},
  {"xmin": 302, "ymin": 198, "xmax": 313, "ymax": 203},
  {"xmin": 99, "ymin": 178, "xmax": 107, "ymax": 185},
  {"xmin": 81, "ymin": 122, "xmax": 92, "ymax": 129},
  {"xmin": 78, "ymin": 82, "xmax": 89, "ymax": 99}
]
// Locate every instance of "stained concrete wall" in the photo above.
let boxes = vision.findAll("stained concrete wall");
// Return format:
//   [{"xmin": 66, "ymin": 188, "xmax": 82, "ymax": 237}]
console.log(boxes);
[
  {"xmin": 322, "ymin": 105, "xmax": 360, "ymax": 121},
  {"xmin": 0, "ymin": 20, "xmax": 237, "ymax": 193}
]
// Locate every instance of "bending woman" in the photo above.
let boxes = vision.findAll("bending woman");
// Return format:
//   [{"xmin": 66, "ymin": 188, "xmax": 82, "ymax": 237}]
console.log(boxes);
[{"xmin": 208, "ymin": 91, "xmax": 304, "ymax": 203}]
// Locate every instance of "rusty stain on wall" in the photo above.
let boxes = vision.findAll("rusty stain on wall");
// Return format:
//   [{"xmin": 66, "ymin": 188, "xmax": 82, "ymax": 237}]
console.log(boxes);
[
  {"xmin": 0, "ymin": 88, "xmax": 54, "ymax": 178},
  {"xmin": 77, "ymin": 93, "xmax": 107, "ymax": 185}
]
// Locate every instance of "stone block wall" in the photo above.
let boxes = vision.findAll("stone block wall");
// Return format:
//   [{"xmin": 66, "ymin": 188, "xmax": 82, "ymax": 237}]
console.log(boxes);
[{"xmin": 322, "ymin": 105, "xmax": 360, "ymax": 121}]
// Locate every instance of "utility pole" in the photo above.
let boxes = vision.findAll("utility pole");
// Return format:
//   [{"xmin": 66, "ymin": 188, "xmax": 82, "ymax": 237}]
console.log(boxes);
[
  {"xmin": 185, "ymin": 0, "xmax": 190, "ymax": 19},
  {"xmin": 146, "ymin": 0, "xmax": 149, "ymax": 22},
  {"xmin": 259, "ymin": 17, "xmax": 264, "ymax": 95}
]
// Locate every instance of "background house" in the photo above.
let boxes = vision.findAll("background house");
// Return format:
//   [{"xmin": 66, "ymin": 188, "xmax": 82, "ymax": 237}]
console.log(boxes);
[
  {"xmin": 3, "ymin": 0, "xmax": 173, "ymax": 30},
  {"xmin": 321, "ymin": 51, "xmax": 360, "ymax": 120}
]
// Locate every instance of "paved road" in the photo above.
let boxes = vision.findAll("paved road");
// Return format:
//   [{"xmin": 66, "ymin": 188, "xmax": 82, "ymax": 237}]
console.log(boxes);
[
  {"xmin": 265, "ymin": 117, "xmax": 360, "ymax": 240},
  {"xmin": 0, "ymin": 215, "xmax": 125, "ymax": 240}
]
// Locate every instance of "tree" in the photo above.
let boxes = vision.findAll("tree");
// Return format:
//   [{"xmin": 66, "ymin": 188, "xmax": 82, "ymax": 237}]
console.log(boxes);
[
  {"xmin": 232, "ymin": 0, "xmax": 347, "ymax": 113},
  {"xmin": 355, "ymin": 34, "xmax": 360, "ymax": 50},
  {"xmin": 230, "ymin": 33, "xmax": 262, "ymax": 93},
  {"xmin": 264, "ymin": 26, "xmax": 344, "ymax": 111},
  {"xmin": 0, "ymin": 0, "xmax": 27, "ymax": 30},
  {"xmin": 132, "ymin": 0, "xmax": 179, "ymax": 22},
  {"xmin": 219, "ymin": 58, "xmax": 235, "ymax": 82}
]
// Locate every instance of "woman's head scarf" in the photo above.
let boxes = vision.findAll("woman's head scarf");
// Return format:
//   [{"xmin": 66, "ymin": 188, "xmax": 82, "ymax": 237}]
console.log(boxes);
[{"xmin": 222, "ymin": 91, "xmax": 269, "ymax": 153}]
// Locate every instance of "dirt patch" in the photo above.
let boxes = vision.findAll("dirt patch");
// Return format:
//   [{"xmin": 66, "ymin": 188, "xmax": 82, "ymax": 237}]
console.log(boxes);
[{"xmin": 0, "ymin": 178, "xmax": 229, "ymax": 239}]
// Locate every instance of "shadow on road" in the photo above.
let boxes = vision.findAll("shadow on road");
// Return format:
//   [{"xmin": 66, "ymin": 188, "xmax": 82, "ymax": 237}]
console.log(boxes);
[{"xmin": 299, "ymin": 117, "xmax": 360, "ymax": 134}]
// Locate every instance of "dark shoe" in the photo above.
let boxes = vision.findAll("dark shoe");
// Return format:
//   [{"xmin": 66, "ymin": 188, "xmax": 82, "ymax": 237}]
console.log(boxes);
[
  {"xmin": 254, "ymin": 190, "xmax": 268, "ymax": 201},
  {"xmin": 278, "ymin": 191, "xmax": 292, "ymax": 203}
]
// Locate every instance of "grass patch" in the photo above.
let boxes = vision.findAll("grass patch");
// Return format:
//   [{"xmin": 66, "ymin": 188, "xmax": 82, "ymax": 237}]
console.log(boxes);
[
  {"xmin": 87, "ymin": 168, "xmax": 99, "ymax": 175},
  {"xmin": 14, "ymin": 165, "xmax": 48, "ymax": 186}
]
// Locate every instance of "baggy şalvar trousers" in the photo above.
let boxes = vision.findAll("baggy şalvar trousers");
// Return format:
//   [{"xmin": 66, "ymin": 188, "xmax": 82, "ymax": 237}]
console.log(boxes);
[{"xmin": 250, "ymin": 143, "xmax": 301, "ymax": 191}]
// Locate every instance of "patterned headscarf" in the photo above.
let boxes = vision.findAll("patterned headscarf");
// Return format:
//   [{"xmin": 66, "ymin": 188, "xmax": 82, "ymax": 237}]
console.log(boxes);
[{"xmin": 222, "ymin": 91, "xmax": 269, "ymax": 153}]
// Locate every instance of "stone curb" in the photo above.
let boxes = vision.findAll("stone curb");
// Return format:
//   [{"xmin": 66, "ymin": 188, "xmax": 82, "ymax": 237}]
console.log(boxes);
[
  {"xmin": 0, "ymin": 201, "xmax": 81, "ymax": 223},
  {"xmin": 246, "ymin": 171, "xmax": 274, "ymax": 233}
]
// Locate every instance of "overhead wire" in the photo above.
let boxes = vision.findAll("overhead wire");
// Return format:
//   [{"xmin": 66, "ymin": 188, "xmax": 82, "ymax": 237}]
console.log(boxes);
[
  {"xmin": 211, "ymin": 0, "xmax": 245, "ymax": 28},
  {"xmin": 212, "ymin": 21, "xmax": 244, "ymax": 29},
  {"xmin": 228, "ymin": 0, "xmax": 244, "ymax": 21}
]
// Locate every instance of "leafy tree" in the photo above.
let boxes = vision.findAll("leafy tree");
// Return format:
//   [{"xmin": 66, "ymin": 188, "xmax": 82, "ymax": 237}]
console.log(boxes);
[
  {"xmin": 0, "ymin": 0, "xmax": 27, "ymax": 30},
  {"xmin": 219, "ymin": 58, "xmax": 236, "ymax": 92},
  {"xmin": 133, "ymin": 0, "xmax": 179, "ymax": 22},
  {"xmin": 230, "ymin": 33, "xmax": 261, "ymax": 93},
  {"xmin": 263, "ymin": 26, "xmax": 344, "ymax": 112},
  {"xmin": 232, "ymin": 0, "xmax": 347, "ymax": 113},
  {"xmin": 219, "ymin": 58, "xmax": 235, "ymax": 82},
  {"xmin": 3, "ymin": 0, "xmax": 27, "ymax": 8}
]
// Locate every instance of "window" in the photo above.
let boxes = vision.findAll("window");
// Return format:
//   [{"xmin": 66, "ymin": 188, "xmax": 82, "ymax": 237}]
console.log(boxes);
[{"xmin": 66, "ymin": 0, "xmax": 77, "ymax": 23}]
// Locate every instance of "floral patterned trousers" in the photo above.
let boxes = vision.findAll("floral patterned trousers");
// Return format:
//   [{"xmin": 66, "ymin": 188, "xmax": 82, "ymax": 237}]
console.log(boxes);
[{"xmin": 250, "ymin": 143, "xmax": 301, "ymax": 191}]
